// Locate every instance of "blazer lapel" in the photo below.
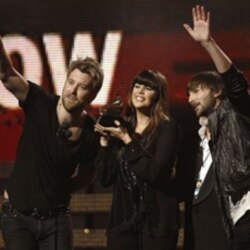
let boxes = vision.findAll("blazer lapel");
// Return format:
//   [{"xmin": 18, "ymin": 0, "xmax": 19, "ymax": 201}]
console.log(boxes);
[{"xmin": 193, "ymin": 165, "xmax": 214, "ymax": 205}]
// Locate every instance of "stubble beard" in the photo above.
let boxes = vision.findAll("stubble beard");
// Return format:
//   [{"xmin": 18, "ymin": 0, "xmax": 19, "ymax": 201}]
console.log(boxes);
[
  {"xmin": 62, "ymin": 96, "xmax": 83, "ymax": 115},
  {"xmin": 197, "ymin": 100, "xmax": 217, "ymax": 117}
]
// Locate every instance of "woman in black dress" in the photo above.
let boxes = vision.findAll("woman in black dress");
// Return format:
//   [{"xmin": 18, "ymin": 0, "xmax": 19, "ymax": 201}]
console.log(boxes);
[{"xmin": 95, "ymin": 69, "xmax": 181, "ymax": 250}]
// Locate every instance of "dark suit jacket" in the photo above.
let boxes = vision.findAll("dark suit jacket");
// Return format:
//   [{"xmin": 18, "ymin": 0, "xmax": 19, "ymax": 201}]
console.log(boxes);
[{"xmin": 176, "ymin": 130, "xmax": 230, "ymax": 250}]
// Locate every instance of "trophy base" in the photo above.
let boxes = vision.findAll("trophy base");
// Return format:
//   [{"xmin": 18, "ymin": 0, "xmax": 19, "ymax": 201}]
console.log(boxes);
[{"xmin": 98, "ymin": 114, "xmax": 129, "ymax": 128}]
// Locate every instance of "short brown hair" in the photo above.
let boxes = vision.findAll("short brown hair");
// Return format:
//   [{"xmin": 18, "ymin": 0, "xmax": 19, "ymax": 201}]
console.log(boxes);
[
  {"xmin": 187, "ymin": 71, "xmax": 225, "ymax": 99},
  {"xmin": 67, "ymin": 57, "xmax": 103, "ymax": 95}
]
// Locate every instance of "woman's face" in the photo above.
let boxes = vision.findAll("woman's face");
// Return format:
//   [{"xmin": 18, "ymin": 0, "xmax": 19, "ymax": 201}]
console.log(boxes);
[{"xmin": 131, "ymin": 83, "xmax": 157, "ymax": 110}]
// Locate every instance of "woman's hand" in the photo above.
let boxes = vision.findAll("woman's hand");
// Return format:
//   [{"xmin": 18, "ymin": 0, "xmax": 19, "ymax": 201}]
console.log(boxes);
[
  {"xmin": 95, "ymin": 120, "xmax": 132, "ymax": 145},
  {"xmin": 94, "ymin": 123, "xmax": 109, "ymax": 147}
]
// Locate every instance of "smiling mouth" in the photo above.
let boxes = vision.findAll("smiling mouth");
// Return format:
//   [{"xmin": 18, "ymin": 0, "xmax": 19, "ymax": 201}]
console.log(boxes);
[
  {"xmin": 135, "ymin": 96, "xmax": 145, "ymax": 102},
  {"xmin": 192, "ymin": 103, "xmax": 201, "ymax": 112},
  {"xmin": 66, "ymin": 95, "xmax": 78, "ymax": 102},
  {"xmin": 194, "ymin": 105, "xmax": 199, "ymax": 110}
]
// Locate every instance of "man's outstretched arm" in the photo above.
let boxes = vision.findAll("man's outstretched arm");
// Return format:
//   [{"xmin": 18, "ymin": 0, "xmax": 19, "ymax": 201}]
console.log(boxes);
[
  {"xmin": 184, "ymin": 5, "xmax": 250, "ymax": 116},
  {"xmin": 0, "ymin": 36, "xmax": 29, "ymax": 102},
  {"xmin": 183, "ymin": 5, "xmax": 232, "ymax": 74}
]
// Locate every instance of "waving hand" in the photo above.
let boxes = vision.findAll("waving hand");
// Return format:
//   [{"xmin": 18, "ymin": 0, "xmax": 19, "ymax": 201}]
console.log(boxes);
[{"xmin": 183, "ymin": 5, "xmax": 210, "ymax": 43}]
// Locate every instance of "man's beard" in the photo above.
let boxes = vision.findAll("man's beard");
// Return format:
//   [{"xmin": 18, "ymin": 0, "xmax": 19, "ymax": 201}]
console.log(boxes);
[
  {"xmin": 198, "ymin": 103, "xmax": 217, "ymax": 117},
  {"xmin": 62, "ymin": 96, "xmax": 83, "ymax": 114},
  {"xmin": 199, "ymin": 95, "xmax": 218, "ymax": 117}
]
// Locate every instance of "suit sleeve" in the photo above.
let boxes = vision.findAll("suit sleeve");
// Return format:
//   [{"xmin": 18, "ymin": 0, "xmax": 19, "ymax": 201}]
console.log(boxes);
[{"xmin": 220, "ymin": 65, "xmax": 250, "ymax": 117}]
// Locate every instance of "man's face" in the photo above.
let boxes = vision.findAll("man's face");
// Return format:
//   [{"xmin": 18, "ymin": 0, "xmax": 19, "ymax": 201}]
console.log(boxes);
[
  {"xmin": 62, "ymin": 69, "xmax": 94, "ymax": 114},
  {"xmin": 188, "ymin": 85, "xmax": 220, "ymax": 117}
]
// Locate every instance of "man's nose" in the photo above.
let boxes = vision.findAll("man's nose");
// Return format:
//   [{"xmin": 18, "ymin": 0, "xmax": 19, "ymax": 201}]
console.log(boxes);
[
  {"xmin": 69, "ymin": 84, "xmax": 77, "ymax": 94},
  {"xmin": 188, "ymin": 94, "xmax": 194, "ymax": 104}
]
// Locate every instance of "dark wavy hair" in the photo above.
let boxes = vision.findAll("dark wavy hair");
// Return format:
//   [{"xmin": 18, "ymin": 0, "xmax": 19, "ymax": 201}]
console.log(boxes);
[{"xmin": 126, "ymin": 69, "xmax": 170, "ymax": 149}]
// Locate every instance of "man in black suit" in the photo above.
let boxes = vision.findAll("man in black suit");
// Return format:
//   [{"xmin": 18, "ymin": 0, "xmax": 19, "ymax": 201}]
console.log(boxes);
[{"xmin": 179, "ymin": 5, "xmax": 250, "ymax": 250}]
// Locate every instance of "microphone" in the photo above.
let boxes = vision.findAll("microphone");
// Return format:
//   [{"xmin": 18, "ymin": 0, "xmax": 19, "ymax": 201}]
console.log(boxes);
[{"xmin": 57, "ymin": 121, "xmax": 72, "ymax": 138}]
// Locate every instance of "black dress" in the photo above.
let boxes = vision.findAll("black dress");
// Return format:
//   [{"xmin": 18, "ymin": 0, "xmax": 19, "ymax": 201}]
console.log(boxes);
[{"xmin": 95, "ymin": 119, "xmax": 181, "ymax": 250}]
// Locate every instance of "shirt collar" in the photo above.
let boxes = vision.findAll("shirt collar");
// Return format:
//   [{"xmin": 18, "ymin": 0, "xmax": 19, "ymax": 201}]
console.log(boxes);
[{"xmin": 198, "ymin": 116, "xmax": 209, "ymax": 141}]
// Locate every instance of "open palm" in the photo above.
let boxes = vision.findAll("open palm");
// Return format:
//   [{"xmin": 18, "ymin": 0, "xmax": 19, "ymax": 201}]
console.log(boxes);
[{"xmin": 184, "ymin": 6, "xmax": 210, "ymax": 43}]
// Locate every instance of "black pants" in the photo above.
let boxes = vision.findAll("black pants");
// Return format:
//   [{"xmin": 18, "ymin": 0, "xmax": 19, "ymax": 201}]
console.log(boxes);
[
  {"xmin": 232, "ymin": 210, "xmax": 250, "ymax": 250},
  {"xmin": 107, "ymin": 230, "xmax": 178, "ymax": 250},
  {"xmin": 1, "ymin": 203, "xmax": 73, "ymax": 250},
  {"xmin": 192, "ymin": 190, "xmax": 231, "ymax": 250}
]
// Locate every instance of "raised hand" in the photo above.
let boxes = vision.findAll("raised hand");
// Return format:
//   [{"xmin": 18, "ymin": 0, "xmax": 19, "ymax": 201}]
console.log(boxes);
[
  {"xmin": 183, "ymin": 5, "xmax": 210, "ymax": 43},
  {"xmin": 0, "ymin": 36, "xmax": 8, "ymax": 81},
  {"xmin": 0, "ymin": 35, "xmax": 29, "ymax": 101}
]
